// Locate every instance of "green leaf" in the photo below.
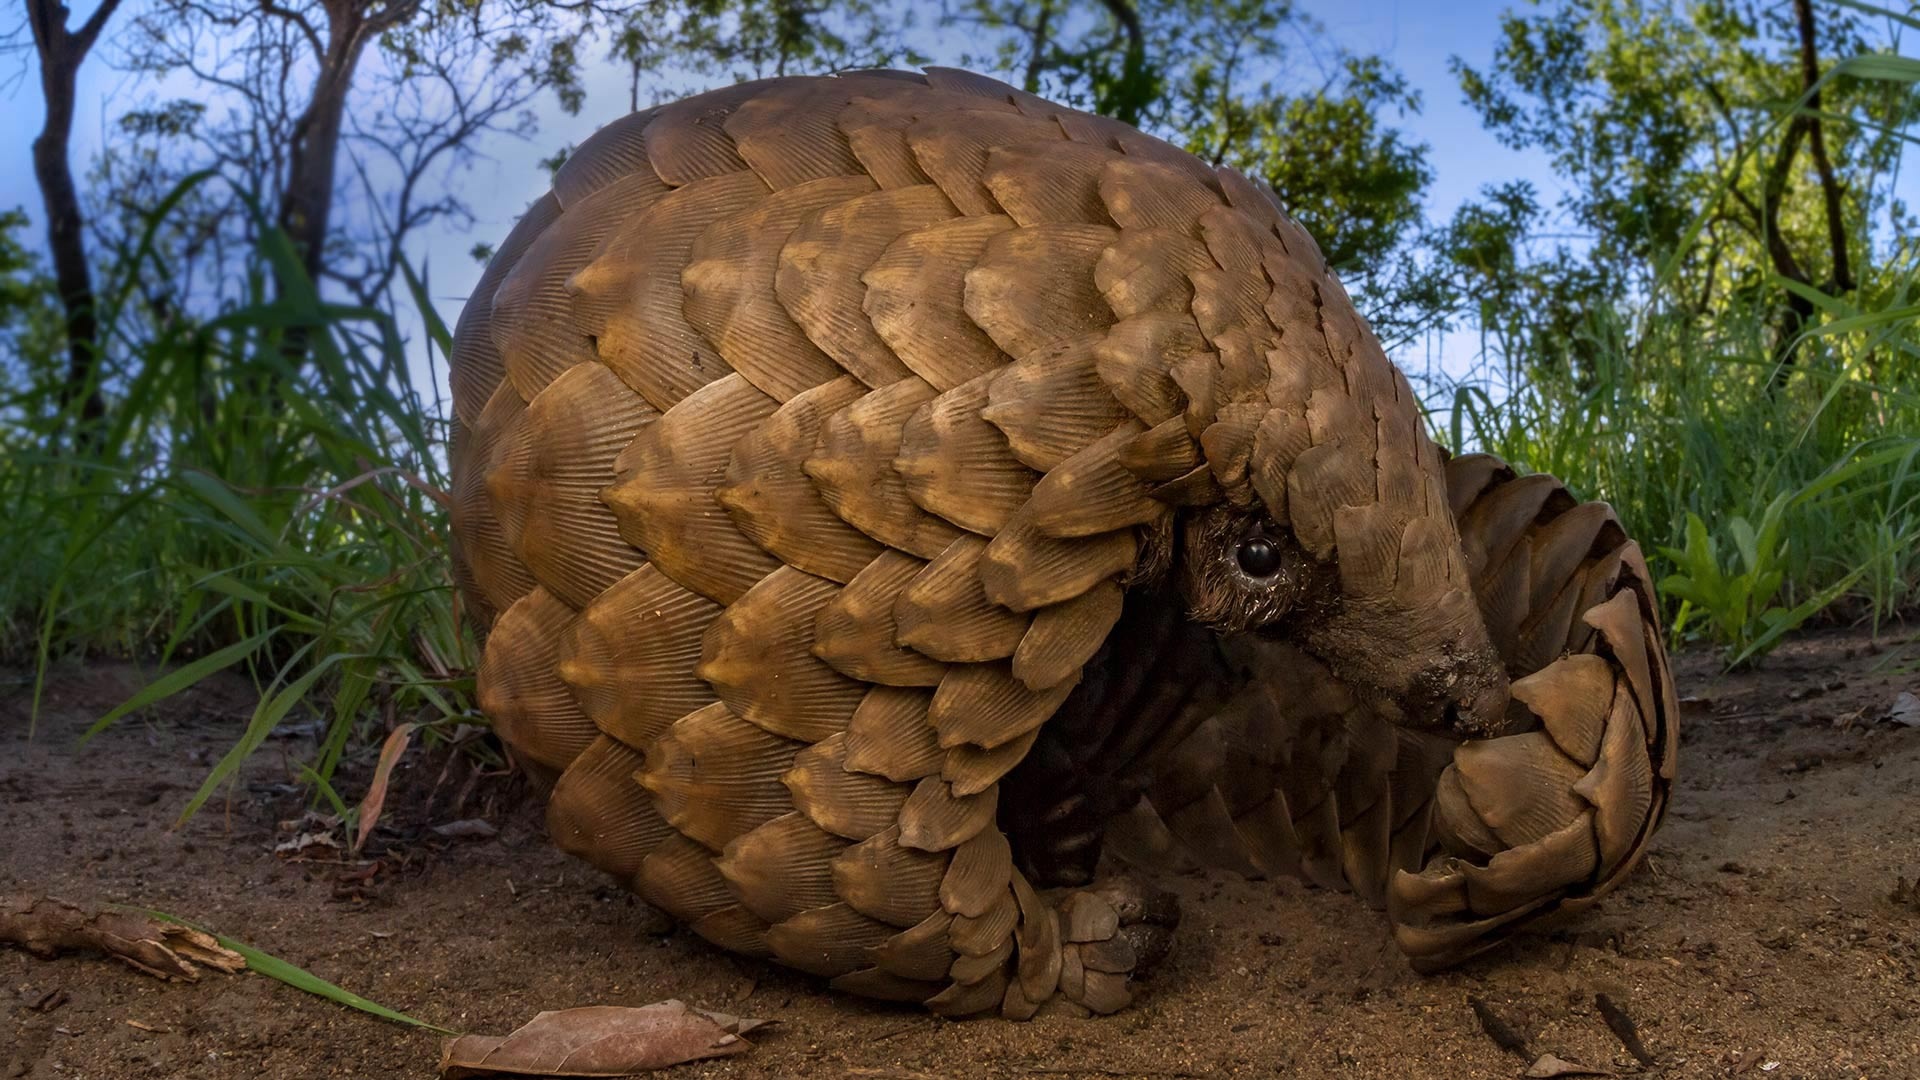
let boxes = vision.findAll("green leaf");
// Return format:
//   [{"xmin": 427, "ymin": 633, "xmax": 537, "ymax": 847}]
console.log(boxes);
[
  {"xmin": 144, "ymin": 910, "xmax": 455, "ymax": 1033},
  {"xmin": 1729, "ymin": 565, "xmax": 1871, "ymax": 667},
  {"xmin": 1825, "ymin": 0, "xmax": 1920, "ymax": 33},
  {"xmin": 1728, "ymin": 516, "xmax": 1759, "ymax": 577},
  {"xmin": 80, "ymin": 628, "xmax": 280, "ymax": 745},
  {"xmin": 400, "ymin": 259, "xmax": 454, "ymax": 359},
  {"xmin": 177, "ymin": 471, "xmax": 278, "ymax": 549},
  {"xmin": 194, "ymin": 572, "xmax": 325, "ymax": 631},
  {"xmin": 176, "ymin": 648, "xmax": 367, "ymax": 824},
  {"xmin": 1832, "ymin": 54, "xmax": 1920, "ymax": 84}
]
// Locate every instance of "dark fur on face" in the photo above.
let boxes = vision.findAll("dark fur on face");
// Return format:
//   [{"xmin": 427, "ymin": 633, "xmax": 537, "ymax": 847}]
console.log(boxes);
[
  {"xmin": 1167, "ymin": 503, "xmax": 1510, "ymax": 738},
  {"xmin": 1175, "ymin": 504, "xmax": 1330, "ymax": 635}
]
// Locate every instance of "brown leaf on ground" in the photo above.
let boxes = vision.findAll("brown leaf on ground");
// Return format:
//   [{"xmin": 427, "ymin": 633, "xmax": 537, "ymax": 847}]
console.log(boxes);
[
  {"xmin": 274, "ymin": 811, "xmax": 344, "ymax": 858},
  {"xmin": 1889, "ymin": 691, "xmax": 1920, "ymax": 728},
  {"xmin": 432, "ymin": 818, "xmax": 499, "ymax": 840},
  {"xmin": 439, "ymin": 1000, "xmax": 772, "ymax": 1077},
  {"xmin": 1524, "ymin": 1053, "xmax": 1614, "ymax": 1078},
  {"xmin": 0, "ymin": 895, "xmax": 245, "ymax": 981}
]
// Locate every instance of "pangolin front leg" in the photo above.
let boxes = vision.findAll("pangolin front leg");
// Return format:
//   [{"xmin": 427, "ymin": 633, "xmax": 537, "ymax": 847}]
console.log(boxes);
[
  {"xmin": 1088, "ymin": 454, "xmax": 1677, "ymax": 969},
  {"xmin": 1387, "ymin": 454, "xmax": 1677, "ymax": 968}
]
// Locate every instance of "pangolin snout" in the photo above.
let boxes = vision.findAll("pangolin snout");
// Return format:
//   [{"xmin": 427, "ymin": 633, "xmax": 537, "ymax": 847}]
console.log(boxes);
[{"xmin": 1442, "ymin": 676, "xmax": 1514, "ymax": 740}]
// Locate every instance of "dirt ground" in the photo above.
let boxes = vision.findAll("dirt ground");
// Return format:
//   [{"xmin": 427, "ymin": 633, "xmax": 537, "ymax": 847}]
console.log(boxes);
[{"xmin": 4, "ymin": 629, "xmax": 1919, "ymax": 1080}]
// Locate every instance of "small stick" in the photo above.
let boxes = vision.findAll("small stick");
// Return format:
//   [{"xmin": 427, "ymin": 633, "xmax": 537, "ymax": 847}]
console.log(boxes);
[
  {"xmin": 1021, "ymin": 1060, "xmax": 1198, "ymax": 1068},
  {"xmin": 1595, "ymin": 992, "xmax": 1655, "ymax": 1065},
  {"xmin": 1468, "ymin": 994, "xmax": 1531, "ymax": 1058},
  {"xmin": 1, "ymin": 895, "xmax": 244, "ymax": 981}
]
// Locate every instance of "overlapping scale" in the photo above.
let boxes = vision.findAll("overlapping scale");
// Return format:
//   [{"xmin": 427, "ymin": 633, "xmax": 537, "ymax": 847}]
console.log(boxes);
[
  {"xmin": 805, "ymin": 376, "xmax": 965, "ymax": 559},
  {"xmin": 683, "ymin": 175, "xmax": 880, "ymax": 401},
  {"xmin": 717, "ymin": 376, "xmax": 883, "ymax": 583},
  {"xmin": 485, "ymin": 362, "xmax": 654, "ymax": 609},
  {"xmin": 475, "ymin": 588, "xmax": 597, "ymax": 775},
  {"xmin": 775, "ymin": 184, "xmax": 956, "ymax": 387},
  {"xmin": 699, "ymin": 566, "xmax": 867, "ymax": 743},
  {"xmin": 493, "ymin": 171, "xmax": 672, "ymax": 401},
  {"xmin": 604, "ymin": 373, "xmax": 782, "ymax": 604},
  {"xmin": 449, "ymin": 194, "xmax": 559, "ymax": 427},
  {"xmin": 450, "ymin": 385, "xmax": 538, "ymax": 619},
  {"xmin": 557, "ymin": 564, "xmax": 720, "ymax": 750}
]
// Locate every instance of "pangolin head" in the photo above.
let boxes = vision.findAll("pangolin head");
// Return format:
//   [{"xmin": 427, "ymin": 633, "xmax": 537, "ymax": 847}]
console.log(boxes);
[{"xmin": 1148, "ymin": 346, "xmax": 1512, "ymax": 739}]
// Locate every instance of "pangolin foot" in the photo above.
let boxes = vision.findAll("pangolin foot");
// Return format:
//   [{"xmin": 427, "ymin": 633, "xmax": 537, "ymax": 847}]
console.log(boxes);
[{"xmin": 1047, "ymin": 876, "xmax": 1180, "ymax": 1015}]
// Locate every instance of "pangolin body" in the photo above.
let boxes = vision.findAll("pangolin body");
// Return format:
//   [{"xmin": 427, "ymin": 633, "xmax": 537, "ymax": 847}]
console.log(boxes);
[{"xmin": 448, "ymin": 69, "xmax": 1679, "ymax": 1017}]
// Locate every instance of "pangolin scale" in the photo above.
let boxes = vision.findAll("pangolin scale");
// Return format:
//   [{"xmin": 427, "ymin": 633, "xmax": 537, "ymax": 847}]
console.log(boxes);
[{"xmin": 448, "ymin": 68, "xmax": 1678, "ymax": 1018}]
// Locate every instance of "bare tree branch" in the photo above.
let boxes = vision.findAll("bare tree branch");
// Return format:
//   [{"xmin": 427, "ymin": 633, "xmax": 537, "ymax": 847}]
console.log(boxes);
[
  {"xmin": 258, "ymin": 0, "xmax": 326, "ymax": 63},
  {"xmin": 1020, "ymin": 1, "xmax": 1053, "ymax": 93},
  {"xmin": 75, "ymin": 0, "xmax": 127, "ymax": 51}
]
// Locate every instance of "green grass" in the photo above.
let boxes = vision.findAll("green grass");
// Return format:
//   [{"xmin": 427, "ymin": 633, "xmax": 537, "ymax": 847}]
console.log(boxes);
[
  {"xmin": 1437, "ymin": 239, "xmax": 1920, "ymax": 663},
  {"xmin": 1432, "ymin": 22, "xmax": 1920, "ymax": 665},
  {"xmin": 1, "ymin": 184, "xmax": 478, "ymax": 817}
]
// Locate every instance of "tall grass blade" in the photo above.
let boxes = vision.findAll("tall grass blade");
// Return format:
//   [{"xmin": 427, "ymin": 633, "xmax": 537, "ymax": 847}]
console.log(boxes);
[{"xmin": 79, "ymin": 628, "xmax": 281, "ymax": 745}]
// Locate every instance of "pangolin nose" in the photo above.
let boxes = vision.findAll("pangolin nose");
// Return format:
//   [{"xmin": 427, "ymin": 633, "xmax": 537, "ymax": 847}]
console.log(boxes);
[{"xmin": 1447, "ymin": 679, "xmax": 1512, "ymax": 739}]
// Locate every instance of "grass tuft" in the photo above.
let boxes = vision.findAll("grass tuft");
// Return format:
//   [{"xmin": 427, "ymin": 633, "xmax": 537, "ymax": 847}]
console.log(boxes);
[{"xmin": 3, "ymin": 180, "xmax": 476, "ymax": 815}]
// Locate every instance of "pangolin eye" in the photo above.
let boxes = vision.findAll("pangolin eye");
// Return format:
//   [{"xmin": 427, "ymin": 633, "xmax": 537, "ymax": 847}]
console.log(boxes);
[{"xmin": 1236, "ymin": 535, "xmax": 1283, "ymax": 579}]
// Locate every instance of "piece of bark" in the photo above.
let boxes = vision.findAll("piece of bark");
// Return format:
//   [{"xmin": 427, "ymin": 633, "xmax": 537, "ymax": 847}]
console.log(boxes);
[
  {"xmin": 0, "ymin": 894, "xmax": 245, "ymax": 980},
  {"xmin": 1594, "ymin": 992, "xmax": 1655, "ymax": 1065}
]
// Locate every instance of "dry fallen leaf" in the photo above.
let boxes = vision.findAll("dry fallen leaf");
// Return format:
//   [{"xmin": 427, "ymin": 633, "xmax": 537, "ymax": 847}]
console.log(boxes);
[
  {"xmin": 432, "ymin": 818, "xmax": 499, "ymax": 841},
  {"xmin": 274, "ymin": 811, "xmax": 344, "ymax": 858},
  {"xmin": 439, "ymin": 1000, "xmax": 771, "ymax": 1077},
  {"xmin": 1888, "ymin": 691, "xmax": 1920, "ymax": 728},
  {"xmin": 354, "ymin": 723, "xmax": 417, "ymax": 854},
  {"xmin": 1524, "ymin": 1053, "xmax": 1614, "ymax": 1078}
]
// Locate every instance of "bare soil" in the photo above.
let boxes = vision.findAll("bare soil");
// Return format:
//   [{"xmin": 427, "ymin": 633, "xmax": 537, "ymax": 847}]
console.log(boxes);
[{"xmin": 5, "ymin": 629, "xmax": 1920, "ymax": 1080}]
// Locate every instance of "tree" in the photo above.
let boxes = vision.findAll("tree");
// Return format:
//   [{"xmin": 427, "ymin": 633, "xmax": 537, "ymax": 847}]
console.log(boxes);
[
  {"xmin": 107, "ymin": 0, "xmax": 920, "ymax": 326},
  {"xmin": 0, "ymin": 209, "xmax": 63, "ymax": 368},
  {"xmin": 944, "ymin": 0, "xmax": 1439, "ymax": 340},
  {"xmin": 610, "ymin": 0, "xmax": 918, "ymax": 97},
  {"xmin": 1452, "ymin": 0, "xmax": 1919, "ymax": 382},
  {"xmin": 19, "ymin": 0, "xmax": 123, "ymax": 444},
  {"xmin": 115, "ymin": 0, "xmax": 606, "ymax": 314}
]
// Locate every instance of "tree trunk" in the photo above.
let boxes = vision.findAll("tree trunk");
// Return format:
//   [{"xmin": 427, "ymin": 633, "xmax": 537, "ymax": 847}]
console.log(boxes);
[
  {"xmin": 1764, "ymin": 0, "xmax": 1853, "ymax": 392},
  {"xmin": 268, "ymin": 0, "xmax": 418, "ymax": 373},
  {"xmin": 277, "ymin": 14, "xmax": 369, "ymax": 292},
  {"xmin": 1093, "ymin": 0, "xmax": 1151, "ymax": 126},
  {"xmin": 25, "ymin": 0, "xmax": 123, "ymax": 444}
]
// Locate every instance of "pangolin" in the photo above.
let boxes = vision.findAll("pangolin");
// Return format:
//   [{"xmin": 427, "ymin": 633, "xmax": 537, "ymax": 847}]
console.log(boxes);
[{"xmin": 447, "ymin": 69, "xmax": 1679, "ymax": 1019}]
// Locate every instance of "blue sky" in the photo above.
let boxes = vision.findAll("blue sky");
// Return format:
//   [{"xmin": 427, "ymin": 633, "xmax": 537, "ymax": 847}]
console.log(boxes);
[
  {"xmin": 0, "ymin": 0, "xmax": 1895, "ymax": 406},
  {"xmin": 413, "ymin": 0, "xmax": 1563, "ymax": 389},
  {"xmin": 3, "ymin": 1, "xmax": 1540, "ymax": 221}
]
